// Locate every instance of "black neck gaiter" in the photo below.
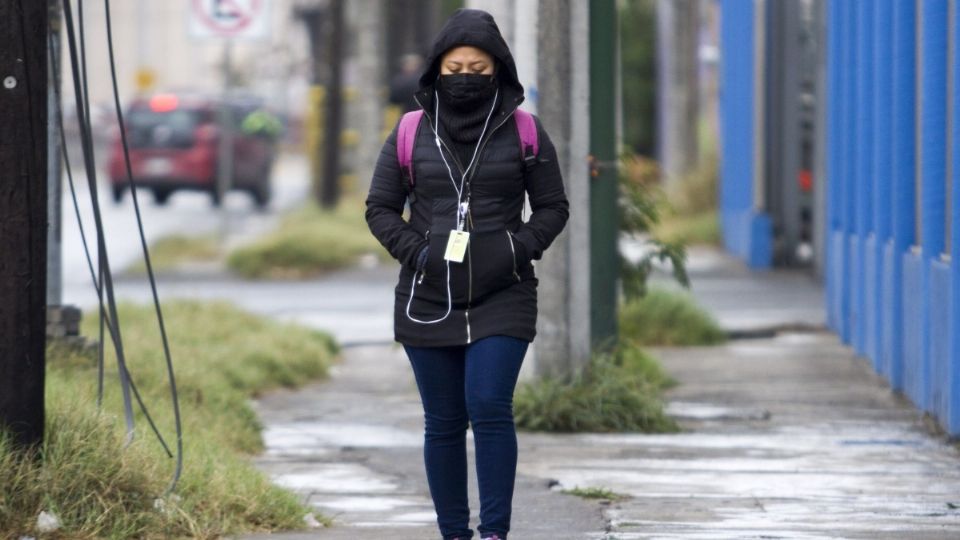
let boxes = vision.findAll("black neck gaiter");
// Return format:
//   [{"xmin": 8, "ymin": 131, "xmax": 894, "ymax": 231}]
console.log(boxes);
[{"xmin": 436, "ymin": 74, "xmax": 500, "ymax": 166}]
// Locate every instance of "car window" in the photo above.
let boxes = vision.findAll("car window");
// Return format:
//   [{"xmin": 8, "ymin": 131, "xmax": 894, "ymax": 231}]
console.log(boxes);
[{"xmin": 127, "ymin": 107, "xmax": 206, "ymax": 149}]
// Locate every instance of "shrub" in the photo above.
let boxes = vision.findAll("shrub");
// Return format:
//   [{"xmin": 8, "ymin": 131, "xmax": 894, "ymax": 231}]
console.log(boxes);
[
  {"xmin": 619, "ymin": 287, "xmax": 726, "ymax": 346},
  {"xmin": 514, "ymin": 342, "xmax": 678, "ymax": 433}
]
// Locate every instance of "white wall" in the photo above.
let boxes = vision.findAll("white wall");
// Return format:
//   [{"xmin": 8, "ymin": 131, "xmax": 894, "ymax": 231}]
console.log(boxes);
[{"xmin": 59, "ymin": 0, "xmax": 313, "ymax": 120}]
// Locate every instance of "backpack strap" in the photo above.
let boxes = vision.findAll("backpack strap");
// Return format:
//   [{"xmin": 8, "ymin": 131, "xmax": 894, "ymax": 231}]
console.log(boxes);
[
  {"xmin": 513, "ymin": 109, "xmax": 539, "ymax": 168},
  {"xmin": 397, "ymin": 110, "xmax": 424, "ymax": 187}
]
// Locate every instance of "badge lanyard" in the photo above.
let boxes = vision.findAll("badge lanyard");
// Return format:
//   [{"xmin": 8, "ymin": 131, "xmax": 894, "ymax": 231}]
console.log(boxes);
[{"xmin": 405, "ymin": 89, "xmax": 500, "ymax": 325}]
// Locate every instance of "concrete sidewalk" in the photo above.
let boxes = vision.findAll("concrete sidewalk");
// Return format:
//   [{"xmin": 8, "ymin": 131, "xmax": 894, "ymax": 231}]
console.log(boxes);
[{"xmin": 240, "ymin": 247, "xmax": 960, "ymax": 539}]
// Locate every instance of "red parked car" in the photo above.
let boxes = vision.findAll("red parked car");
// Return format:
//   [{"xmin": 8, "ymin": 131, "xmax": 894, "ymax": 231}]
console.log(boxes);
[{"xmin": 107, "ymin": 92, "xmax": 277, "ymax": 208}]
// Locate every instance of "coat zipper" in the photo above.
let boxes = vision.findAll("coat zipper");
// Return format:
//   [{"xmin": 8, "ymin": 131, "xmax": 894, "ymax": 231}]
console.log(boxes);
[
  {"xmin": 463, "ymin": 110, "xmax": 517, "ymax": 345},
  {"xmin": 506, "ymin": 230, "xmax": 521, "ymax": 283}
]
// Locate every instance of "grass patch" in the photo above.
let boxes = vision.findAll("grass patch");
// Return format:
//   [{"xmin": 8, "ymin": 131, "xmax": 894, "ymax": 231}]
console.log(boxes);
[
  {"xmin": 663, "ymin": 154, "xmax": 718, "ymax": 216},
  {"xmin": 562, "ymin": 486, "xmax": 630, "ymax": 502},
  {"xmin": 227, "ymin": 198, "xmax": 387, "ymax": 279},
  {"xmin": 620, "ymin": 287, "xmax": 726, "ymax": 346},
  {"xmin": 652, "ymin": 209, "xmax": 721, "ymax": 246},
  {"xmin": 1, "ymin": 301, "xmax": 338, "ymax": 538},
  {"xmin": 642, "ymin": 153, "xmax": 721, "ymax": 247},
  {"xmin": 127, "ymin": 234, "xmax": 222, "ymax": 274},
  {"xmin": 514, "ymin": 342, "xmax": 678, "ymax": 433}
]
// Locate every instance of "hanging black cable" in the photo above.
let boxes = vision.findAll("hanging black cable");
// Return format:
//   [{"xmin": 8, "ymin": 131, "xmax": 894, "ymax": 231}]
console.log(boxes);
[
  {"xmin": 49, "ymin": 33, "xmax": 173, "ymax": 464},
  {"xmin": 79, "ymin": 0, "xmax": 107, "ymax": 405},
  {"xmin": 47, "ymin": 30, "xmax": 105, "ymax": 406},
  {"xmin": 102, "ymin": 0, "xmax": 184, "ymax": 494},
  {"xmin": 76, "ymin": 0, "xmax": 107, "ymax": 410},
  {"xmin": 60, "ymin": 0, "xmax": 175, "ymax": 461}
]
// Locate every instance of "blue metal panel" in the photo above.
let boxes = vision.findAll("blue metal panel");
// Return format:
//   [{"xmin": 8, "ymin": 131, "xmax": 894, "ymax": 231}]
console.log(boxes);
[
  {"xmin": 865, "ymin": 236, "xmax": 879, "ymax": 365},
  {"xmin": 949, "ymin": 0, "xmax": 960, "ymax": 435},
  {"xmin": 831, "ymin": 231, "xmax": 846, "ymax": 330},
  {"xmin": 717, "ymin": 0, "xmax": 771, "ymax": 270},
  {"xmin": 853, "ymin": 0, "xmax": 875, "ymax": 357},
  {"xmin": 826, "ymin": 0, "xmax": 843, "ymax": 332},
  {"xmin": 922, "ymin": 0, "xmax": 949, "ymax": 260},
  {"xmin": 875, "ymin": 0, "xmax": 894, "ymax": 243},
  {"xmin": 903, "ymin": 251, "xmax": 925, "ymax": 407},
  {"xmin": 748, "ymin": 212, "xmax": 772, "ymax": 269},
  {"xmin": 873, "ymin": 0, "xmax": 895, "ymax": 375},
  {"xmin": 849, "ymin": 235, "xmax": 861, "ymax": 346},
  {"xmin": 930, "ymin": 260, "xmax": 951, "ymax": 422},
  {"xmin": 882, "ymin": 241, "xmax": 896, "ymax": 380},
  {"xmin": 839, "ymin": 0, "xmax": 857, "ymax": 343},
  {"xmin": 918, "ymin": 0, "xmax": 950, "ymax": 410},
  {"xmin": 890, "ymin": 0, "xmax": 919, "ymax": 392},
  {"xmin": 719, "ymin": 0, "xmax": 754, "ymax": 264}
]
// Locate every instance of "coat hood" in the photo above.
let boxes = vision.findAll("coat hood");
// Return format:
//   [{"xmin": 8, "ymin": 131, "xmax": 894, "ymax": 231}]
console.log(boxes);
[{"xmin": 418, "ymin": 8, "xmax": 524, "ymax": 97}]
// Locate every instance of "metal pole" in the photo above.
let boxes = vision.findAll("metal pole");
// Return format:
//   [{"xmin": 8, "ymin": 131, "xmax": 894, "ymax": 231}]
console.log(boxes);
[
  {"xmin": 48, "ymin": 0, "xmax": 63, "ymax": 307},
  {"xmin": 589, "ymin": 0, "xmax": 618, "ymax": 348},
  {"xmin": 0, "ymin": 0, "xmax": 48, "ymax": 449},
  {"xmin": 217, "ymin": 39, "xmax": 234, "ymax": 238}
]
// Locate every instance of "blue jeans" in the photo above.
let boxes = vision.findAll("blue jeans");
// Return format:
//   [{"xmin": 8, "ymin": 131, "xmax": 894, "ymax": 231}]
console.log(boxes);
[{"xmin": 404, "ymin": 335, "xmax": 529, "ymax": 540}]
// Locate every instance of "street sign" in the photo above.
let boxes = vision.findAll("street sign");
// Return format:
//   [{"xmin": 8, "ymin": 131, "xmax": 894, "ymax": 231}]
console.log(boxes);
[{"xmin": 188, "ymin": 0, "xmax": 271, "ymax": 40}]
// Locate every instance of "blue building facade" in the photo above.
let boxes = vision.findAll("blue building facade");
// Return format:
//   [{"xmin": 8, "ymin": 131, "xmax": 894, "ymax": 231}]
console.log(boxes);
[{"xmin": 718, "ymin": 0, "xmax": 960, "ymax": 435}]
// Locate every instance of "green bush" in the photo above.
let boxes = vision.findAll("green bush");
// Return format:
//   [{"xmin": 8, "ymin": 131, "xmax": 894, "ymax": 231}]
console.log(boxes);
[
  {"xmin": 1, "ymin": 301, "xmax": 338, "ymax": 538},
  {"xmin": 619, "ymin": 287, "xmax": 726, "ymax": 346},
  {"xmin": 514, "ymin": 342, "xmax": 678, "ymax": 433},
  {"xmin": 619, "ymin": 155, "xmax": 690, "ymax": 300}
]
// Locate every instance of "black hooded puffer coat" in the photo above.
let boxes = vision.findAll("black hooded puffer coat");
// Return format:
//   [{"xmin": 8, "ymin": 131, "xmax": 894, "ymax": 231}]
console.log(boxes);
[{"xmin": 365, "ymin": 9, "xmax": 569, "ymax": 347}]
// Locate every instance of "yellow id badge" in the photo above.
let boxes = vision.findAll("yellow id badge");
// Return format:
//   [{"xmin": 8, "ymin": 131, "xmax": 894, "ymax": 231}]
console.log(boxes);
[{"xmin": 443, "ymin": 230, "xmax": 470, "ymax": 263}]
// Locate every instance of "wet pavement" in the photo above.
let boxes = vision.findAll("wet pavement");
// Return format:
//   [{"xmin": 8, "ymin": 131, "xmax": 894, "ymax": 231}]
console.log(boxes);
[
  {"xmin": 238, "ymin": 247, "xmax": 960, "ymax": 539},
  {"xmin": 244, "ymin": 344, "xmax": 607, "ymax": 540}
]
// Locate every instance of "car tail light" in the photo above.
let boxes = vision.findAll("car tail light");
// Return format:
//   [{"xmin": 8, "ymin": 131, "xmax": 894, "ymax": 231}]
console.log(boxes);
[{"xmin": 150, "ymin": 94, "xmax": 179, "ymax": 113}]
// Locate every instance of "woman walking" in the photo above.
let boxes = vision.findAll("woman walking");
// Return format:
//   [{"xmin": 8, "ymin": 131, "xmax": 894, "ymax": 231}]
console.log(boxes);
[{"xmin": 365, "ymin": 8, "xmax": 569, "ymax": 540}]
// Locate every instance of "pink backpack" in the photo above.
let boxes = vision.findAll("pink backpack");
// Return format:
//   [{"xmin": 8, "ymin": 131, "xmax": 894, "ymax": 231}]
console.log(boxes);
[{"xmin": 396, "ymin": 109, "xmax": 539, "ymax": 187}]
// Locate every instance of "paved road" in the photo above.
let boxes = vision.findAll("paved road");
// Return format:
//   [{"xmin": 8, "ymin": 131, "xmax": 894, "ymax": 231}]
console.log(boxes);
[{"xmin": 60, "ymin": 152, "xmax": 310, "ymax": 308}]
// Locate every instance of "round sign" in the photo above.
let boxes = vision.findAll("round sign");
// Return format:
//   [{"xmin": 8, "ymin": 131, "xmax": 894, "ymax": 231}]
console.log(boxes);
[{"xmin": 191, "ymin": 0, "xmax": 264, "ymax": 36}]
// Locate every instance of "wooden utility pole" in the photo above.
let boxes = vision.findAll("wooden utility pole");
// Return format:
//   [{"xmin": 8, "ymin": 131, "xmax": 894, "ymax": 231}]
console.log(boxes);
[{"xmin": 0, "ymin": 0, "xmax": 49, "ymax": 449}]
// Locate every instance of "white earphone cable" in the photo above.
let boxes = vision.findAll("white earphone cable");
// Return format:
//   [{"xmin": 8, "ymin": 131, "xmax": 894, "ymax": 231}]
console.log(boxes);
[{"xmin": 405, "ymin": 89, "xmax": 500, "ymax": 325}]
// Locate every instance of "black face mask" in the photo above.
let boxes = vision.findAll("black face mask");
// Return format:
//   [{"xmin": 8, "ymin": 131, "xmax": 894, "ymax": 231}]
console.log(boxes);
[{"xmin": 438, "ymin": 73, "xmax": 497, "ymax": 111}]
